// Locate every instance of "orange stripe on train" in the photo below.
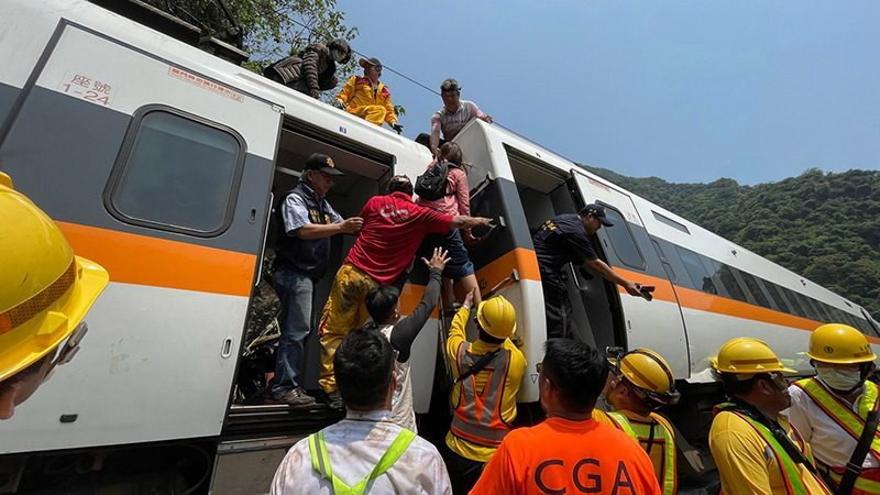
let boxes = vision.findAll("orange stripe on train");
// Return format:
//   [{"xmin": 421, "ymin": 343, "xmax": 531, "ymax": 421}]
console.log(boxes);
[{"xmin": 57, "ymin": 222, "xmax": 256, "ymax": 297}]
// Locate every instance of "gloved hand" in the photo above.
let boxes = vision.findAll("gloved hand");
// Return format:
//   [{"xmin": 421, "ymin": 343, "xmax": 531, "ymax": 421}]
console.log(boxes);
[{"xmin": 391, "ymin": 123, "xmax": 404, "ymax": 134}]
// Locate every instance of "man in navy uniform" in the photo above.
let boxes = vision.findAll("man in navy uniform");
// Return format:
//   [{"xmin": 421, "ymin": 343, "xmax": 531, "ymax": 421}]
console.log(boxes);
[{"xmin": 532, "ymin": 203, "xmax": 644, "ymax": 339}]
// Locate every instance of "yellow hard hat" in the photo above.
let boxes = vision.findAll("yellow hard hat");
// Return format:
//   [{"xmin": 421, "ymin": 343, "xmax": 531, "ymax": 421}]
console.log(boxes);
[
  {"xmin": 711, "ymin": 337, "xmax": 796, "ymax": 375},
  {"xmin": 617, "ymin": 348, "xmax": 675, "ymax": 395},
  {"xmin": 0, "ymin": 173, "xmax": 109, "ymax": 382},
  {"xmin": 807, "ymin": 323, "xmax": 876, "ymax": 365},
  {"xmin": 476, "ymin": 296, "xmax": 516, "ymax": 340}
]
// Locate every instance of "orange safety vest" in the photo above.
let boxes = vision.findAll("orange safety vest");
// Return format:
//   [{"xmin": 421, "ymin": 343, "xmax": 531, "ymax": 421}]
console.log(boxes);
[
  {"xmin": 793, "ymin": 378, "xmax": 880, "ymax": 494},
  {"xmin": 450, "ymin": 343, "xmax": 512, "ymax": 448}
]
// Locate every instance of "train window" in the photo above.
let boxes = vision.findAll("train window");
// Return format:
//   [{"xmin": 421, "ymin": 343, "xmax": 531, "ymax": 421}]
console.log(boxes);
[
  {"xmin": 106, "ymin": 107, "xmax": 245, "ymax": 236},
  {"xmin": 765, "ymin": 282, "xmax": 793, "ymax": 314},
  {"xmin": 814, "ymin": 301, "xmax": 833, "ymax": 323},
  {"xmin": 862, "ymin": 311, "xmax": 880, "ymax": 337},
  {"xmin": 652, "ymin": 211, "xmax": 691, "ymax": 234},
  {"xmin": 830, "ymin": 308, "xmax": 849, "ymax": 325},
  {"xmin": 806, "ymin": 297, "xmax": 827, "ymax": 323},
  {"xmin": 854, "ymin": 318, "xmax": 870, "ymax": 334},
  {"xmin": 650, "ymin": 238, "xmax": 677, "ymax": 283},
  {"xmin": 783, "ymin": 289, "xmax": 810, "ymax": 318},
  {"xmin": 676, "ymin": 247, "xmax": 717, "ymax": 294},
  {"xmin": 600, "ymin": 207, "xmax": 647, "ymax": 271},
  {"xmin": 794, "ymin": 292, "xmax": 819, "ymax": 321},
  {"xmin": 740, "ymin": 271, "xmax": 771, "ymax": 309},
  {"xmin": 846, "ymin": 313, "xmax": 865, "ymax": 331},
  {"xmin": 718, "ymin": 264, "xmax": 749, "ymax": 303}
]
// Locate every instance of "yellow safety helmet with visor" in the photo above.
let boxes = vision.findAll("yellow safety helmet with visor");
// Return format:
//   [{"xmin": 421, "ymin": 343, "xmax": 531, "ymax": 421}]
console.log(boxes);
[{"xmin": 0, "ymin": 172, "xmax": 109, "ymax": 383}]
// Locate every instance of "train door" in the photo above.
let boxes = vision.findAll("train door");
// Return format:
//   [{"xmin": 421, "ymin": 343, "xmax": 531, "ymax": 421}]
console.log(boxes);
[
  {"xmin": 0, "ymin": 22, "xmax": 280, "ymax": 452},
  {"xmin": 569, "ymin": 170, "xmax": 691, "ymax": 378},
  {"xmin": 453, "ymin": 126, "xmax": 544, "ymax": 402}
]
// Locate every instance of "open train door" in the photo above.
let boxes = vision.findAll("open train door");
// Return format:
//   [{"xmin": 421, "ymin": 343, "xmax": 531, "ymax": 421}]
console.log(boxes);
[
  {"xmin": 569, "ymin": 169, "xmax": 691, "ymax": 378},
  {"xmin": 453, "ymin": 124, "xmax": 545, "ymax": 402}
]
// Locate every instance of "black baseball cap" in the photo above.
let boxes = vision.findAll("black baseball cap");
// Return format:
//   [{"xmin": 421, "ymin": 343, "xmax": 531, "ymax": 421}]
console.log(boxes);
[
  {"xmin": 304, "ymin": 153, "xmax": 344, "ymax": 176},
  {"xmin": 580, "ymin": 203, "xmax": 614, "ymax": 227}
]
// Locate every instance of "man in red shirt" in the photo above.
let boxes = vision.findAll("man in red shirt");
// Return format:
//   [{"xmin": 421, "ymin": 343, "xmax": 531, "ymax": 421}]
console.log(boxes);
[
  {"xmin": 317, "ymin": 175, "xmax": 492, "ymax": 406},
  {"xmin": 470, "ymin": 339, "xmax": 661, "ymax": 495}
]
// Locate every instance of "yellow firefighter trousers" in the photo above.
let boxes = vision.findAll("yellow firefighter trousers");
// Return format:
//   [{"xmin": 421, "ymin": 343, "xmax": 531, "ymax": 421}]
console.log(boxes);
[
  {"xmin": 317, "ymin": 264, "xmax": 379, "ymax": 393},
  {"xmin": 348, "ymin": 105, "xmax": 390, "ymax": 126}
]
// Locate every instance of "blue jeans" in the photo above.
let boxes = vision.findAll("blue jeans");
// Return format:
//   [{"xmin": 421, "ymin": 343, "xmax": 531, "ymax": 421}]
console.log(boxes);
[{"xmin": 272, "ymin": 266, "xmax": 314, "ymax": 396}]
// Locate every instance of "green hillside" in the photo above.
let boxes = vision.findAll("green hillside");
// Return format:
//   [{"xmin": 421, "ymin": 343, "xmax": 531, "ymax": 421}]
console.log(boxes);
[{"xmin": 583, "ymin": 166, "xmax": 880, "ymax": 318}]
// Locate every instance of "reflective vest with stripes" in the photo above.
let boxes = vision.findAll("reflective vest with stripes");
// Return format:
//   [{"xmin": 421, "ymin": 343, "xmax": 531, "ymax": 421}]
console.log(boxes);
[
  {"xmin": 793, "ymin": 378, "xmax": 880, "ymax": 494},
  {"xmin": 607, "ymin": 411, "xmax": 677, "ymax": 495},
  {"xmin": 450, "ymin": 343, "xmax": 512, "ymax": 448},
  {"xmin": 308, "ymin": 428, "xmax": 415, "ymax": 495},
  {"xmin": 715, "ymin": 403, "xmax": 830, "ymax": 495}
]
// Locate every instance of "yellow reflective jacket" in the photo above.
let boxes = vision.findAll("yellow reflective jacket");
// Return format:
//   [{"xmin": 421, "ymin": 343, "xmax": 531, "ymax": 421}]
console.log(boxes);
[{"xmin": 336, "ymin": 76, "xmax": 397, "ymax": 126}]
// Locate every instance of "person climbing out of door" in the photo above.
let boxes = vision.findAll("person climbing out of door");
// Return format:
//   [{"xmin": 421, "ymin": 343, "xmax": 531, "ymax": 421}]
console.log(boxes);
[
  {"xmin": 316, "ymin": 175, "xmax": 493, "ymax": 409},
  {"xmin": 416, "ymin": 142, "xmax": 481, "ymax": 312},
  {"xmin": 532, "ymin": 203, "xmax": 647, "ymax": 339}
]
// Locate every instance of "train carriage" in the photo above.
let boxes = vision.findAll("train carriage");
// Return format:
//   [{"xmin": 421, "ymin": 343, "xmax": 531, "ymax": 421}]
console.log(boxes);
[{"xmin": 1, "ymin": 0, "xmax": 878, "ymax": 492}]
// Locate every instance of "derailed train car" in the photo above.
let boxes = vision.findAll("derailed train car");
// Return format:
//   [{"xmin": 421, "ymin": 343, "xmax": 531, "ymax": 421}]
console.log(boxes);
[{"xmin": 1, "ymin": 0, "xmax": 878, "ymax": 492}]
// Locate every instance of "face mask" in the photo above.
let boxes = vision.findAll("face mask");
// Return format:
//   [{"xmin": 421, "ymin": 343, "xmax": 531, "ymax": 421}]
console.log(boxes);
[{"xmin": 816, "ymin": 366, "xmax": 863, "ymax": 392}]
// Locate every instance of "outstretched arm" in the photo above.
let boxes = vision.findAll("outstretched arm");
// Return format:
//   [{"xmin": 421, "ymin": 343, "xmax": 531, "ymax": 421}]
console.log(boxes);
[
  {"xmin": 583, "ymin": 258, "xmax": 642, "ymax": 296},
  {"xmin": 452, "ymin": 215, "xmax": 493, "ymax": 230},
  {"xmin": 390, "ymin": 247, "xmax": 449, "ymax": 362}
]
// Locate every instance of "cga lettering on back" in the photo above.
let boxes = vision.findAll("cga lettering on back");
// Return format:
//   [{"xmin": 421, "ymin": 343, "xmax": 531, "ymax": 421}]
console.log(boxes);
[{"xmin": 534, "ymin": 458, "xmax": 636, "ymax": 494}]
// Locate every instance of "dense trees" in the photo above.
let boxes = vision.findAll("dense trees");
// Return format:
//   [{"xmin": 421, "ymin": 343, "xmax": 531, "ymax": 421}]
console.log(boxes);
[
  {"xmin": 141, "ymin": 0, "xmax": 358, "ymax": 74},
  {"xmin": 584, "ymin": 166, "xmax": 880, "ymax": 318}
]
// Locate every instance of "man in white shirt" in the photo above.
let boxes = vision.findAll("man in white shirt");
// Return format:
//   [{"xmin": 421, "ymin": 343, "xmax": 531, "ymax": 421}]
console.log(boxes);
[
  {"xmin": 786, "ymin": 323, "xmax": 880, "ymax": 493},
  {"xmin": 270, "ymin": 327, "xmax": 452, "ymax": 494}
]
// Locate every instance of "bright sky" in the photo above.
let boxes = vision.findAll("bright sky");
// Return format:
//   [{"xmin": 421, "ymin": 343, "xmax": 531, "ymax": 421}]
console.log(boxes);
[{"xmin": 337, "ymin": 1, "xmax": 879, "ymax": 185}]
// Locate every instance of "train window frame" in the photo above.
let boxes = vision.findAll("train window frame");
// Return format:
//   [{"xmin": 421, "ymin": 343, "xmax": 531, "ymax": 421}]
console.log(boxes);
[
  {"xmin": 793, "ymin": 291, "xmax": 819, "ymax": 321},
  {"xmin": 652, "ymin": 211, "xmax": 691, "ymax": 234},
  {"xmin": 783, "ymin": 288, "xmax": 810, "ymax": 319},
  {"xmin": 766, "ymin": 281, "xmax": 793, "ymax": 315},
  {"xmin": 595, "ymin": 203, "xmax": 647, "ymax": 271},
  {"xmin": 103, "ymin": 105, "xmax": 247, "ymax": 237},
  {"xmin": 861, "ymin": 310, "xmax": 880, "ymax": 337},
  {"xmin": 650, "ymin": 238, "xmax": 677, "ymax": 283},
  {"xmin": 738, "ymin": 270, "xmax": 771, "ymax": 309},
  {"xmin": 717, "ymin": 263, "xmax": 749, "ymax": 303},
  {"xmin": 805, "ymin": 297, "xmax": 828, "ymax": 323},
  {"xmin": 676, "ymin": 246, "xmax": 717, "ymax": 294},
  {"xmin": 814, "ymin": 300, "xmax": 834, "ymax": 323}
]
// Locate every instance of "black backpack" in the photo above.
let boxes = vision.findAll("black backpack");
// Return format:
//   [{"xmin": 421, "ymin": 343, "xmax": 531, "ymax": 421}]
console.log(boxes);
[{"xmin": 414, "ymin": 160, "xmax": 454, "ymax": 201}]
